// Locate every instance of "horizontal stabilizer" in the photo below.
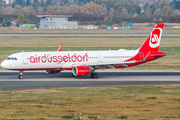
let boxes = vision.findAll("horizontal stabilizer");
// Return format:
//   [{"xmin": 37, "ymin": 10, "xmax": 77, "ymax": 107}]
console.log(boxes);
[{"xmin": 150, "ymin": 54, "xmax": 167, "ymax": 57}]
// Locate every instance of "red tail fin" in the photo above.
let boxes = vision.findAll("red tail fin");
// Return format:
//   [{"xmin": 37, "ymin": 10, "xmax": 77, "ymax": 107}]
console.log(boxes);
[{"xmin": 139, "ymin": 24, "xmax": 164, "ymax": 52}]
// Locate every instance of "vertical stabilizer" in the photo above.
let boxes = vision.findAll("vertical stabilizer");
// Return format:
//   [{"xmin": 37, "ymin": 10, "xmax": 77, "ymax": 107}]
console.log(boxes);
[{"xmin": 139, "ymin": 24, "xmax": 164, "ymax": 52}]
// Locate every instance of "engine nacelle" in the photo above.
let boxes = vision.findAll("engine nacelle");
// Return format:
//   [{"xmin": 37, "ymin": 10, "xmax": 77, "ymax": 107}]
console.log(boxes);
[
  {"xmin": 72, "ymin": 66, "xmax": 90, "ymax": 76},
  {"xmin": 46, "ymin": 70, "xmax": 61, "ymax": 74}
]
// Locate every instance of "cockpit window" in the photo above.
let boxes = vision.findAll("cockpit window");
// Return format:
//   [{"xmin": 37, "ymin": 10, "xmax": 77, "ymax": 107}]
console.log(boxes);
[{"xmin": 6, "ymin": 57, "xmax": 18, "ymax": 60}]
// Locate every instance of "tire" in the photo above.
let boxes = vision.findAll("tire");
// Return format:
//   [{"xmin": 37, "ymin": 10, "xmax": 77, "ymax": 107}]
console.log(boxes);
[
  {"xmin": 93, "ymin": 73, "xmax": 98, "ymax": 78},
  {"xmin": 91, "ymin": 73, "xmax": 98, "ymax": 78},
  {"xmin": 18, "ymin": 75, "xmax": 23, "ymax": 79},
  {"xmin": 91, "ymin": 73, "xmax": 94, "ymax": 78}
]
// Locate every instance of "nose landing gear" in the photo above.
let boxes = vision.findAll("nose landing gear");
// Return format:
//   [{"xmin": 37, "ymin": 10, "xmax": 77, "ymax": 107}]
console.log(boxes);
[{"xmin": 18, "ymin": 70, "xmax": 24, "ymax": 79}]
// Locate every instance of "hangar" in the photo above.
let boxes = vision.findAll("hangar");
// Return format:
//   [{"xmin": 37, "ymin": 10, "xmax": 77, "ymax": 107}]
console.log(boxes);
[{"xmin": 36, "ymin": 15, "xmax": 78, "ymax": 29}]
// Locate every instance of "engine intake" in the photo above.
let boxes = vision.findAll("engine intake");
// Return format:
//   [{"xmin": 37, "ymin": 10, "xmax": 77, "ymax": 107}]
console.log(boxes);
[
  {"xmin": 46, "ymin": 70, "xmax": 61, "ymax": 74},
  {"xmin": 72, "ymin": 66, "xmax": 90, "ymax": 76}
]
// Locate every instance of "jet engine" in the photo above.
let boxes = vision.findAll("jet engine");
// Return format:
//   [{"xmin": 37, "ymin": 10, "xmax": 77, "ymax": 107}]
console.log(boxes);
[
  {"xmin": 72, "ymin": 66, "xmax": 90, "ymax": 76},
  {"xmin": 46, "ymin": 70, "xmax": 61, "ymax": 74}
]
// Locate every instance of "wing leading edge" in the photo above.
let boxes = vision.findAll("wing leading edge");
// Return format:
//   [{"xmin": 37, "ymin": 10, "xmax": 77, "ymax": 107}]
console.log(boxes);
[{"xmin": 74, "ymin": 61, "xmax": 136, "ymax": 67}]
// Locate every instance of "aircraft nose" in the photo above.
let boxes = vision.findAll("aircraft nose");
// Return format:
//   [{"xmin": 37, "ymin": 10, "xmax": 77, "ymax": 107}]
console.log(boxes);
[{"xmin": 1, "ymin": 61, "xmax": 8, "ymax": 69}]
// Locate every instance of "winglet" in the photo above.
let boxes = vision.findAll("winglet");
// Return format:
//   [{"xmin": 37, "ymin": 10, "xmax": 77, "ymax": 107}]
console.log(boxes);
[{"xmin": 57, "ymin": 44, "xmax": 63, "ymax": 52}]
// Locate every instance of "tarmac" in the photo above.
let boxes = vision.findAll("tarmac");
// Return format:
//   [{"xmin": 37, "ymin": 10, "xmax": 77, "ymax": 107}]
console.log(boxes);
[{"xmin": 0, "ymin": 70, "xmax": 179, "ymax": 90}]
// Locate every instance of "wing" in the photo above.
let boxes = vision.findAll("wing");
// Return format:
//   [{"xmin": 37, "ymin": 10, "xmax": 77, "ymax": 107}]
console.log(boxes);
[{"xmin": 73, "ymin": 61, "xmax": 136, "ymax": 68}]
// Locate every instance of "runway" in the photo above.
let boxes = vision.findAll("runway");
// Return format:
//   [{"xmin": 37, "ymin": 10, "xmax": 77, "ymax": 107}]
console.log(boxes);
[
  {"xmin": 0, "ymin": 33, "xmax": 180, "ymax": 36},
  {"xmin": 0, "ymin": 70, "xmax": 179, "ymax": 90}
]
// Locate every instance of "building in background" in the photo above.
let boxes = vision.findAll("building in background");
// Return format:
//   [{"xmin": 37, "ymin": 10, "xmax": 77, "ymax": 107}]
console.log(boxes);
[
  {"xmin": 2, "ymin": 0, "xmax": 46, "ymax": 4},
  {"xmin": 3, "ymin": 0, "xmax": 15, "ymax": 4},
  {"xmin": 36, "ymin": 15, "xmax": 78, "ymax": 29}
]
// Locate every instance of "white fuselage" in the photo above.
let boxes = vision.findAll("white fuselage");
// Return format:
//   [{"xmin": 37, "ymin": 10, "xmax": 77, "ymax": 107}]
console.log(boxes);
[{"xmin": 1, "ymin": 49, "xmax": 139, "ymax": 70}]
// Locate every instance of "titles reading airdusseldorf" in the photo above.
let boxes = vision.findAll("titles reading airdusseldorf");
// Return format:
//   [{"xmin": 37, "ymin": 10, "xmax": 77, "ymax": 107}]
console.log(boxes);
[{"xmin": 29, "ymin": 53, "xmax": 88, "ymax": 63}]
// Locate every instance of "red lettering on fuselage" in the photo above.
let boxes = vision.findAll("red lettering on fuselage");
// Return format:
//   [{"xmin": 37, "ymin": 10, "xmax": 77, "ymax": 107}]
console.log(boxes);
[
  {"xmin": 30, "ymin": 56, "xmax": 35, "ymax": 63},
  {"xmin": 63, "ymin": 55, "xmax": 68, "ymax": 62},
  {"xmin": 71, "ymin": 53, "xmax": 76, "ymax": 62},
  {"xmin": 47, "ymin": 54, "xmax": 52, "ymax": 63},
  {"xmin": 29, "ymin": 53, "xmax": 88, "ymax": 63},
  {"xmin": 58, "ymin": 56, "xmax": 62, "ymax": 62},
  {"xmin": 41, "ymin": 54, "xmax": 47, "ymax": 63},
  {"xmin": 53, "ymin": 56, "xmax": 57, "ymax": 62},
  {"xmin": 77, "ymin": 55, "xmax": 82, "ymax": 62}
]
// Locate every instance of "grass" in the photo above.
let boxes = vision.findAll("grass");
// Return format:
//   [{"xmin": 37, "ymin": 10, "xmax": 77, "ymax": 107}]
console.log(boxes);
[
  {"xmin": 0, "ymin": 28, "xmax": 180, "ymax": 34},
  {"xmin": 0, "ymin": 36, "xmax": 180, "ymax": 70},
  {"xmin": 0, "ymin": 85, "xmax": 180, "ymax": 119},
  {"xmin": 0, "ymin": 36, "xmax": 180, "ymax": 48}
]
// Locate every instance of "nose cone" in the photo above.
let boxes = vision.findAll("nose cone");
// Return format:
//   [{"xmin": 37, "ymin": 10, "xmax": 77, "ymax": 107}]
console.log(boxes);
[{"xmin": 1, "ymin": 61, "xmax": 8, "ymax": 69}]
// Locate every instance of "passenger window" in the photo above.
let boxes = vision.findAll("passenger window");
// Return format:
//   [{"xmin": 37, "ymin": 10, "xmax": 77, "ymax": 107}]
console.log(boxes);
[{"xmin": 15, "ymin": 58, "xmax": 17, "ymax": 60}]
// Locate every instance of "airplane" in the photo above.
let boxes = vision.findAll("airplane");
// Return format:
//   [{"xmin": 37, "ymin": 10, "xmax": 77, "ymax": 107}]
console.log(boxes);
[{"xmin": 1, "ymin": 24, "xmax": 166, "ymax": 79}]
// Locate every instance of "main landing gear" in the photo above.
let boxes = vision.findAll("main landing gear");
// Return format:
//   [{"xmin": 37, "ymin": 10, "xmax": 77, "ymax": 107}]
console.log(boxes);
[
  {"xmin": 18, "ymin": 70, "xmax": 24, "ymax": 79},
  {"xmin": 91, "ymin": 73, "xmax": 98, "ymax": 78},
  {"xmin": 90, "ymin": 67, "xmax": 98, "ymax": 78}
]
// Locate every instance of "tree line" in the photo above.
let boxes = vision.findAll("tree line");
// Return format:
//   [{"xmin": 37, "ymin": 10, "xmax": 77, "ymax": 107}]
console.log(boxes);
[{"xmin": 0, "ymin": 0, "xmax": 180, "ymax": 25}]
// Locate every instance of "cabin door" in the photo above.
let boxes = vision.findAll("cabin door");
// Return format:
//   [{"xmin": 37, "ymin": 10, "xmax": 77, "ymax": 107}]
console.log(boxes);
[{"xmin": 22, "ymin": 54, "xmax": 28, "ymax": 64}]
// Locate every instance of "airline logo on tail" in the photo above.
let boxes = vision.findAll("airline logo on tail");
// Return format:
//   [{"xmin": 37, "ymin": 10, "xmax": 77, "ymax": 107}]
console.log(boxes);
[
  {"xmin": 139, "ymin": 24, "xmax": 164, "ymax": 52},
  {"xmin": 149, "ymin": 28, "xmax": 162, "ymax": 48}
]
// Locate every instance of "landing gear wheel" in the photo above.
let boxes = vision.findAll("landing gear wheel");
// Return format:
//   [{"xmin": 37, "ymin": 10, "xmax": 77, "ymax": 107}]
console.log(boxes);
[
  {"xmin": 18, "ymin": 70, "xmax": 24, "ymax": 79},
  {"xmin": 18, "ymin": 75, "xmax": 23, "ymax": 79},
  {"xmin": 93, "ymin": 73, "xmax": 98, "ymax": 78},
  {"xmin": 91, "ymin": 73, "xmax": 98, "ymax": 78}
]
